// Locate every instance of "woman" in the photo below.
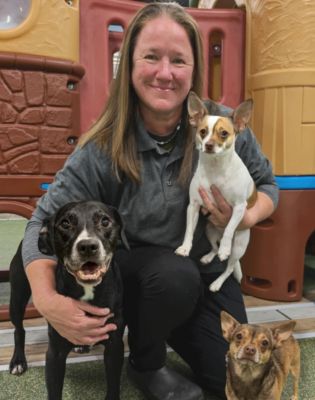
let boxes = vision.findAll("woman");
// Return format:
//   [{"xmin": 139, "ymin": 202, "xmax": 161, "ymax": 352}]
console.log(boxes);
[{"xmin": 22, "ymin": 2, "xmax": 278, "ymax": 399}]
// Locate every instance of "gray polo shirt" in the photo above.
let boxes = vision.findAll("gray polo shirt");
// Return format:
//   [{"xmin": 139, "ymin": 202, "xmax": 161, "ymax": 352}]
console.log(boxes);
[{"xmin": 22, "ymin": 106, "xmax": 278, "ymax": 269}]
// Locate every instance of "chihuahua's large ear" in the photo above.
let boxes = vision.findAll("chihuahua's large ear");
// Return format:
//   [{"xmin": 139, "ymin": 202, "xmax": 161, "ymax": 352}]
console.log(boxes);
[
  {"xmin": 187, "ymin": 91, "xmax": 208, "ymax": 127},
  {"xmin": 38, "ymin": 217, "xmax": 55, "ymax": 255},
  {"xmin": 221, "ymin": 311, "xmax": 240, "ymax": 342},
  {"xmin": 271, "ymin": 320, "xmax": 296, "ymax": 348},
  {"xmin": 232, "ymin": 99, "xmax": 253, "ymax": 132}
]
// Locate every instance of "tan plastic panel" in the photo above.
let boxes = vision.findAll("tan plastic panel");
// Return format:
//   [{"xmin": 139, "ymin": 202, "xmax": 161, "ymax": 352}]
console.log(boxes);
[
  {"xmin": 0, "ymin": 0, "xmax": 79, "ymax": 62},
  {"xmin": 243, "ymin": 0, "xmax": 315, "ymax": 175}
]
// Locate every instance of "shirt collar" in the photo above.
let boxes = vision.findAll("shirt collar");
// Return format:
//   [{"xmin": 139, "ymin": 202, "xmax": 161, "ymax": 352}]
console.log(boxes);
[{"xmin": 135, "ymin": 112, "xmax": 186, "ymax": 157}]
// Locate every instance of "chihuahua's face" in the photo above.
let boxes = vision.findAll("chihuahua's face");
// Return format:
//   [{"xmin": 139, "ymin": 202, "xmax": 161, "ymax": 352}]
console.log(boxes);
[
  {"xmin": 226, "ymin": 323, "xmax": 274, "ymax": 365},
  {"xmin": 221, "ymin": 311, "xmax": 296, "ymax": 365},
  {"xmin": 194, "ymin": 115, "xmax": 235, "ymax": 154},
  {"xmin": 187, "ymin": 91, "xmax": 253, "ymax": 155}
]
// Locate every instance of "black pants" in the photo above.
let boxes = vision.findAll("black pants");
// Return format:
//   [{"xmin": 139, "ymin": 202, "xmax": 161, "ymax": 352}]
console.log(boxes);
[{"xmin": 115, "ymin": 245, "xmax": 247, "ymax": 399}]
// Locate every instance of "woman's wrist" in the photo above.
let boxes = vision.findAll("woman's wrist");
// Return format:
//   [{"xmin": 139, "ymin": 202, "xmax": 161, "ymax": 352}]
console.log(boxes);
[
  {"xmin": 240, "ymin": 192, "xmax": 275, "ymax": 230},
  {"xmin": 25, "ymin": 259, "xmax": 58, "ymax": 314},
  {"xmin": 239, "ymin": 209, "xmax": 257, "ymax": 230}
]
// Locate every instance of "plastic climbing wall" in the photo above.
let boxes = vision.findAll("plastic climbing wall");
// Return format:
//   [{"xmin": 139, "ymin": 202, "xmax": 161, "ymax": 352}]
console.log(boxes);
[
  {"xmin": 0, "ymin": 1, "xmax": 82, "ymax": 221},
  {"xmin": 240, "ymin": 0, "xmax": 315, "ymax": 301}
]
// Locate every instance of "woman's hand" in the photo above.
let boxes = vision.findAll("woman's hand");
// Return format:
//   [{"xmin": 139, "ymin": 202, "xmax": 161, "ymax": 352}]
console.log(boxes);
[
  {"xmin": 199, "ymin": 185, "xmax": 232, "ymax": 229},
  {"xmin": 37, "ymin": 292, "xmax": 117, "ymax": 345},
  {"xmin": 26, "ymin": 259, "xmax": 117, "ymax": 345},
  {"xmin": 198, "ymin": 184, "xmax": 275, "ymax": 230}
]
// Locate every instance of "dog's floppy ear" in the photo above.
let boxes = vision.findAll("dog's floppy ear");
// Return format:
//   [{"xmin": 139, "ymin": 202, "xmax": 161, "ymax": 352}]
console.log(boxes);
[
  {"xmin": 221, "ymin": 311, "xmax": 240, "ymax": 342},
  {"xmin": 271, "ymin": 320, "xmax": 296, "ymax": 348},
  {"xmin": 232, "ymin": 99, "xmax": 253, "ymax": 132},
  {"xmin": 110, "ymin": 207, "xmax": 130, "ymax": 250},
  {"xmin": 38, "ymin": 217, "xmax": 55, "ymax": 255},
  {"xmin": 187, "ymin": 91, "xmax": 208, "ymax": 127},
  {"xmin": 119, "ymin": 224, "xmax": 130, "ymax": 251}
]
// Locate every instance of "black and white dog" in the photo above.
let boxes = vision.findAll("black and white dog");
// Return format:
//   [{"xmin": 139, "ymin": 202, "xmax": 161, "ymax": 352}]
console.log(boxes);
[{"xmin": 9, "ymin": 201, "xmax": 129, "ymax": 400}]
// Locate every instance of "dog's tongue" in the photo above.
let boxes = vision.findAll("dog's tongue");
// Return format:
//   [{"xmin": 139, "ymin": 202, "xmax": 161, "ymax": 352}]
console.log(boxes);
[{"xmin": 81, "ymin": 262, "xmax": 98, "ymax": 275}]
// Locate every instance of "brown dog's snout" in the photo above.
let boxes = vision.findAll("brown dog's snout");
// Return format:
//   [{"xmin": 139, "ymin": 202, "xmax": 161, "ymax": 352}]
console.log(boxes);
[
  {"xmin": 244, "ymin": 345, "xmax": 256, "ymax": 356},
  {"xmin": 77, "ymin": 239, "xmax": 100, "ymax": 257}
]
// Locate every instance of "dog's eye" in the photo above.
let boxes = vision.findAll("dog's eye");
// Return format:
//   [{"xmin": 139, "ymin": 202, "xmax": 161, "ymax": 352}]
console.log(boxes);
[
  {"xmin": 261, "ymin": 339, "xmax": 269, "ymax": 347},
  {"xmin": 199, "ymin": 128, "xmax": 207, "ymax": 138},
  {"xmin": 220, "ymin": 130, "xmax": 229, "ymax": 139},
  {"xmin": 235, "ymin": 333, "xmax": 243, "ymax": 340},
  {"xmin": 60, "ymin": 219, "xmax": 70, "ymax": 229},
  {"xmin": 101, "ymin": 216, "xmax": 111, "ymax": 228}
]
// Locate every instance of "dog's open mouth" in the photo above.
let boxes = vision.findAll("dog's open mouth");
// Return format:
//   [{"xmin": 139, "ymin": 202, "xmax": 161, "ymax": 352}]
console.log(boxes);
[{"xmin": 74, "ymin": 262, "xmax": 108, "ymax": 284}]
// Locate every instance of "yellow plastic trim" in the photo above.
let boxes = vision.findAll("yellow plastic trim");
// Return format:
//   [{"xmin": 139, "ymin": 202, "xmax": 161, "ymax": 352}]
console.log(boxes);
[{"xmin": 0, "ymin": 1, "xmax": 40, "ymax": 40}]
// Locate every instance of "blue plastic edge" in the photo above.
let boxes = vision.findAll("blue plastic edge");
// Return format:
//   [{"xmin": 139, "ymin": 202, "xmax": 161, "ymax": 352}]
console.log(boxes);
[
  {"xmin": 40, "ymin": 183, "xmax": 50, "ymax": 191},
  {"xmin": 41, "ymin": 176, "xmax": 315, "ymax": 191},
  {"xmin": 275, "ymin": 175, "xmax": 315, "ymax": 190}
]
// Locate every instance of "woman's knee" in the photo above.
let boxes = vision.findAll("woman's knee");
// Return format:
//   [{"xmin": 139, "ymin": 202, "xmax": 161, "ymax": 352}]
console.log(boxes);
[{"xmin": 141, "ymin": 254, "xmax": 201, "ymax": 313}]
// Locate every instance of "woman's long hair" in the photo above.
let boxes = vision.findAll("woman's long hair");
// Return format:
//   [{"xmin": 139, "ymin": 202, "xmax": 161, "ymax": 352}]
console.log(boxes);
[{"xmin": 79, "ymin": 2, "xmax": 204, "ymax": 185}]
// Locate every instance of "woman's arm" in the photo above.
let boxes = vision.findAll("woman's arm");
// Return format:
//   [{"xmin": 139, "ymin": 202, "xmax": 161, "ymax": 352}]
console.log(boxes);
[
  {"xmin": 199, "ymin": 185, "xmax": 274, "ymax": 230},
  {"xmin": 26, "ymin": 259, "xmax": 117, "ymax": 345}
]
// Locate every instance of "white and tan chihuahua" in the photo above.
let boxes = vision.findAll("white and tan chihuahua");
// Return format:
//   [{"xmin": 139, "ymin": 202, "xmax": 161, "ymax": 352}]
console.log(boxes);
[{"xmin": 175, "ymin": 92, "xmax": 257, "ymax": 292}]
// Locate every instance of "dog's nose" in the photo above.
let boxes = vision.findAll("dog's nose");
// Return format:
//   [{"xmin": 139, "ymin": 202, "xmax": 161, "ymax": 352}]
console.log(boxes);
[
  {"xmin": 244, "ymin": 345, "xmax": 256, "ymax": 356},
  {"xmin": 77, "ymin": 239, "xmax": 99, "ymax": 256},
  {"xmin": 205, "ymin": 142, "xmax": 214, "ymax": 152}
]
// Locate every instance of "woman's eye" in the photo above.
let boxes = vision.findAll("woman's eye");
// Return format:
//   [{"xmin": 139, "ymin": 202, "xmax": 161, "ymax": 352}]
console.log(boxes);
[
  {"xmin": 173, "ymin": 58, "xmax": 185, "ymax": 64},
  {"xmin": 144, "ymin": 54, "xmax": 158, "ymax": 61}
]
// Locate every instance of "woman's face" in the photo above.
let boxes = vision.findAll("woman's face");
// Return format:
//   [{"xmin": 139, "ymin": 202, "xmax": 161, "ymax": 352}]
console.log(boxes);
[{"xmin": 132, "ymin": 15, "xmax": 194, "ymax": 121}]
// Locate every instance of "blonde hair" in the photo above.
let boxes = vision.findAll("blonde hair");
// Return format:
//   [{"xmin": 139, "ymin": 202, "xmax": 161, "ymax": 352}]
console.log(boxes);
[{"xmin": 80, "ymin": 1, "xmax": 204, "ymax": 184}]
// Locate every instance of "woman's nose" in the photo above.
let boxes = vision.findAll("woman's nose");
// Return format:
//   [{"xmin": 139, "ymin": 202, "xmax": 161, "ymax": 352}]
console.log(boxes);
[{"xmin": 156, "ymin": 59, "xmax": 172, "ymax": 80}]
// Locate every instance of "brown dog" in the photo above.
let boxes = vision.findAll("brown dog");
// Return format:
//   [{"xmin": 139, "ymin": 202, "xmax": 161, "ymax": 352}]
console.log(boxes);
[{"xmin": 221, "ymin": 311, "xmax": 300, "ymax": 400}]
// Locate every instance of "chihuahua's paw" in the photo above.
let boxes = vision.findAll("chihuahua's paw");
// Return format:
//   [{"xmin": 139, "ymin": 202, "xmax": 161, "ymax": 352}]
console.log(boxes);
[
  {"xmin": 200, "ymin": 251, "xmax": 216, "ymax": 265},
  {"xmin": 218, "ymin": 247, "xmax": 230, "ymax": 261},
  {"xmin": 175, "ymin": 245, "xmax": 191, "ymax": 257},
  {"xmin": 209, "ymin": 278, "xmax": 224, "ymax": 292}
]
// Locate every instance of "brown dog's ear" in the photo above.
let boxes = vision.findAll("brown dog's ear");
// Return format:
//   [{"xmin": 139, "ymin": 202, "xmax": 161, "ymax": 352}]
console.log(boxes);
[
  {"xmin": 271, "ymin": 320, "xmax": 296, "ymax": 348},
  {"xmin": 187, "ymin": 91, "xmax": 208, "ymax": 127},
  {"xmin": 38, "ymin": 217, "xmax": 55, "ymax": 255},
  {"xmin": 232, "ymin": 99, "xmax": 253, "ymax": 132},
  {"xmin": 221, "ymin": 311, "xmax": 240, "ymax": 342}
]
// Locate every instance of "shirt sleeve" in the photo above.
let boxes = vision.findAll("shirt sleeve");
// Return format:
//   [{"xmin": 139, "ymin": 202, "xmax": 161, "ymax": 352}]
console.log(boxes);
[
  {"xmin": 235, "ymin": 127, "xmax": 279, "ymax": 208},
  {"xmin": 22, "ymin": 142, "xmax": 108, "ymax": 267}
]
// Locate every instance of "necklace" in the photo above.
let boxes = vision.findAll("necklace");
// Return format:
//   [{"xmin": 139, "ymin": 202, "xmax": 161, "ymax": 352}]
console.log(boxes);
[{"xmin": 149, "ymin": 121, "xmax": 181, "ymax": 146}]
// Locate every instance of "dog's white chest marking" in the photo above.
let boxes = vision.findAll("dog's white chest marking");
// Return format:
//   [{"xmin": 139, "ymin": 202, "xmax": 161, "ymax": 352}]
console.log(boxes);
[{"xmin": 80, "ymin": 285, "xmax": 95, "ymax": 301}]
